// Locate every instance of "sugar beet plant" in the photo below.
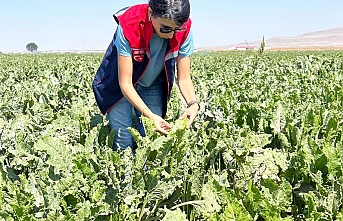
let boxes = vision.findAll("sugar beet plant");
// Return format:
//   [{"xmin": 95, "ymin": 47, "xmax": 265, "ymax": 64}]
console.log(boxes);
[{"xmin": 1, "ymin": 50, "xmax": 343, "ymax": 220}]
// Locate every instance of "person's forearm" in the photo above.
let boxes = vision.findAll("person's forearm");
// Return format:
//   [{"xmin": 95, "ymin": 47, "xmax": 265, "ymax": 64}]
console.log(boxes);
[
  {"xmin": 120, "ymin": 83, "xmax": 154, "ymax": 118},
  {"xmin": 176, "ymin": 56, "xmax": 197, "ymax": 105},
  {"xmin": 178, "ymin": 77, "xmax": 197, "ymax": 104},
  {"xmin": 118, "ymin": 53, "xmax": 155, "ymax": 119}
]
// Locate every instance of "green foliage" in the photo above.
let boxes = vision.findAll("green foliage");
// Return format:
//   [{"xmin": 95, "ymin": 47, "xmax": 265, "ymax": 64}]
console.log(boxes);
[
  {"xmin": 26, "ymin": 42, "xmax": 38, "ymax": 52},
  {"xmin": 1, "ymin": 51, "xmax": 343, "ymax": 220}
]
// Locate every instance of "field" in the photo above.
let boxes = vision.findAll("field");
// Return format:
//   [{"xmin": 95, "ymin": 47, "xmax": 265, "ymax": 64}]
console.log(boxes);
[{"xmin": 1, "ymin": 50, "xmax": 343, "ymax": 220}]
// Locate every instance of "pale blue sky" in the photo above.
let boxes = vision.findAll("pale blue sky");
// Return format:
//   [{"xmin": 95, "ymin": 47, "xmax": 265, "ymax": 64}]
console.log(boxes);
[{"xmin": 0, "ymin": 0, "xmax": 342, "ymax": 51}]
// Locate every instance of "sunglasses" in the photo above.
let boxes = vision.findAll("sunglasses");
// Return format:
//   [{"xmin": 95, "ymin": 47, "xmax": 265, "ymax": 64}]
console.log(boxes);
[{"xmin": 159, "ymin": 26, "xmax": 186, "ymax": 33}]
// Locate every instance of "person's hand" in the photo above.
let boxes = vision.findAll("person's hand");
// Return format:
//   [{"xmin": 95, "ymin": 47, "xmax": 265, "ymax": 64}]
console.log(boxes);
[
  {"xmin": 179, "ymin": 104, "xmax": 199, "ymax": 129},
  {"xmin": 151, "ymin": 114, "xmax": 172, "ymax": 135}
]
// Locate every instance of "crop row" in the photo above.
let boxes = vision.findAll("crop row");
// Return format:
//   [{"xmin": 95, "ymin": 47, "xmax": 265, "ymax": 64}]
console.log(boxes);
[{"xmin": 1, "ymin": 51, "xmax": 343, "ymax": 220}]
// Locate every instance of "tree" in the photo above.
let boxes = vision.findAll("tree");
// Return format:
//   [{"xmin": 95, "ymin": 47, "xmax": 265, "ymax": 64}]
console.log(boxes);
[{"xmin": 26, "ymin": 42, "xmax": 38, "ymax": 52}]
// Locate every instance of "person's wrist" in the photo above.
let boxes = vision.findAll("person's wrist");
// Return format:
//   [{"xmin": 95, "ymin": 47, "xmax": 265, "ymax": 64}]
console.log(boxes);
[
  {"xmin": 142, "ymin": 107, "xmax": 150, "ymax": 117},
  {"xmin": 187, "ymin": 100, "xmax": 200, "ymax": 110}
]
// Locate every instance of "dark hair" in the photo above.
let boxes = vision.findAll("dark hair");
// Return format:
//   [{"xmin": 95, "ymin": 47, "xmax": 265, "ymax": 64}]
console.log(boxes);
[{"xmin": 149, "ymin": 0, "xmax": 190, "ymax": 26}]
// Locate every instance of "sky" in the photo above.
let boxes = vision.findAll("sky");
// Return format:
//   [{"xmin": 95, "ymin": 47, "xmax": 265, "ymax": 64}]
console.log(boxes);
[{"xmin": 0, "ymin": 0, "xmax": 342, "ymax": 52}]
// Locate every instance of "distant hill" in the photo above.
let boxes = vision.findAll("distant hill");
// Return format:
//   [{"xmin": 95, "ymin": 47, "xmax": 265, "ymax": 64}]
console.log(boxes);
[
  {"xmin": 251, "ymin": 27, "xmax": 343, "ymax": 49},
  {"xmin": 198, "ymin": 27, "xmax": 343, "ymax": 51}
]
